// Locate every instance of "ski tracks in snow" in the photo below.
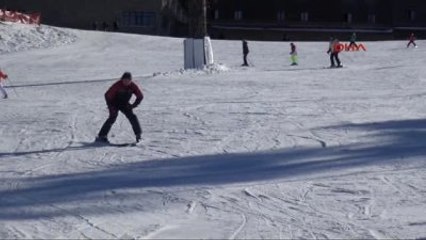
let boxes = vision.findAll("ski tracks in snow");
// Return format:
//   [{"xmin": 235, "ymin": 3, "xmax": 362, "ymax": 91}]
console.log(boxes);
[
  {"xmin": 228, "ymin": 213, "xmax": 247, "ymax": 240},
  {"xmin": 182, "ymin": 167, "xmax": 426, "ymax": 239}
]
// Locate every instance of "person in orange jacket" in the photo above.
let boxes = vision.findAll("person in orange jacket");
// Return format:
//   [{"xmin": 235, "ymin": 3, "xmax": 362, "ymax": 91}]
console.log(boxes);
[
  {"xmin": 327, "ymin": 37, "xmax": 342, "ymax": 68},
  {"xmin": 96, "ymin": 72, "xmax": 143, "ymax": 143},
  {"xmin": 0, "ymin": 69, "xmax": 8, "ymax": 99}
]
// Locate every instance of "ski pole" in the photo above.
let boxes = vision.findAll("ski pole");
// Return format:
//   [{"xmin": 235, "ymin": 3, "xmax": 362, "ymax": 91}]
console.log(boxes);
[{"xmin": 6, "ymin": 77, "xmax": 19, "ymax": 97}]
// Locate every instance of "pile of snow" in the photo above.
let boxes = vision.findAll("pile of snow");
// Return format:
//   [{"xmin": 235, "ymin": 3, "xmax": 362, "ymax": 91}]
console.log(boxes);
[
  {"xmin": 152, "ymin": 63, "xmax": 230, "ymax": 78},
  {"xmin": 0, "ymin": 22, "xmax": 76, "ymax": 54}
]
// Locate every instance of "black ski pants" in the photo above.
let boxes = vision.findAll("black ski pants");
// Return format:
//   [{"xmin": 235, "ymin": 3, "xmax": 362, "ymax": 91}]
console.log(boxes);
[
  {"xmin": 243, "ymin": 53, "xmax": 249, "ymax": 66},
  {"xmin": 348, "ymin": 41, "xmax": 357, "ymax": 49},
  {"xmin": 407, "ymin": 40, "xmax": 416, "ymax": 48},
  {"xmin": 98, "ymin": 105, "xmax": 142, "ymax": 138},
  {"xmin": 330, "ymin": 52, "xmax": 341, "ymax": 67}
]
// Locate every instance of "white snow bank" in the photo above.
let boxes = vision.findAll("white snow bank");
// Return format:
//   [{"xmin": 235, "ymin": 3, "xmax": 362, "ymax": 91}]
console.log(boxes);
[
  {"xmin": 152, "ymin": 63, "xmax": 230, "ymax": 78},
  {"xmin": 0, "ymin": 21, "xmax": 76, "ymax": 54}
]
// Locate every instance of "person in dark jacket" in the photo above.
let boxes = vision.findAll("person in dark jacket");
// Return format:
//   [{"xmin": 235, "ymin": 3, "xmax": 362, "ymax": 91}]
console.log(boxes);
[
  {"xmin": 348, "ymin": 32, "xmax": 357, "ymax": 49},
  {"xmin": 242, "ymin": 40, "xmax": 249, "ymax": 66},
  {"xmin": 97, "ymin": 72, "xmax": 143, "ymax": 143}
]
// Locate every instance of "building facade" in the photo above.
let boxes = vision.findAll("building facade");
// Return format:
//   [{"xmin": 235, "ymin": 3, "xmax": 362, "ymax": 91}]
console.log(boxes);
[
  {"xmin": 0, "ymin": 0, "xmax": 179, "ymax": 35},
  {"xmin": 0, "ymin": 0, "xmax": 425, "ymax": 40},
  {"xmin": 208, "ymin": 0, "xmax": 426, "ymax": 40}
]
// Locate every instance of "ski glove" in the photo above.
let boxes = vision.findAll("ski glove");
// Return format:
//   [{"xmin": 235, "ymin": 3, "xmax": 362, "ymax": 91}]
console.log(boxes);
[{"xmin": 126, "ymin": 103, "xmax": 137, "ymax": 110}]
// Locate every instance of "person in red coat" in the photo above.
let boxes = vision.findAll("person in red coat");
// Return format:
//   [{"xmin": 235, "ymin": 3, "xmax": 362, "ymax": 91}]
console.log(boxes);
[
  {"xmin": 0, "ymin": 69, "xmax": 8, "ymax": 99},
  {"xmin": 407, "ymin": 33, "xmax": 417, "ymax": 48},
  {"xmin": 97, "ymin": 72, "xmax": 143, "ymax": 143}
]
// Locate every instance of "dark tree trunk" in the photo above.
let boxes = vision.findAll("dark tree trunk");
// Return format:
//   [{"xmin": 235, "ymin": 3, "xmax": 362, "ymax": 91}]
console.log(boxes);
[{"xmin": 185, "ymin": 0, "xmax": 207, "ymax": 38}]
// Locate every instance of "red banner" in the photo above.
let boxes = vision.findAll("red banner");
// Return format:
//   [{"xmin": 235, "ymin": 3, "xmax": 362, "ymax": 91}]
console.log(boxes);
[{"xmin": 0, "ymin": 9, "xmax": 41, "ymax": 25}]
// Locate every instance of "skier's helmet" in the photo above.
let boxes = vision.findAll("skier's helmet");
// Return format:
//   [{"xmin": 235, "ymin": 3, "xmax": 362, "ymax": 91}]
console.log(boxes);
[{"xmin": 121, "ymin": 72, "xmax": 132, "ymax": 80}]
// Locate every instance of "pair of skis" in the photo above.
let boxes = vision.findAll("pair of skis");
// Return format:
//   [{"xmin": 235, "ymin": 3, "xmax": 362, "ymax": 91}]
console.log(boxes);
[{"xmin": 93, "ymin": 139, "xmax": 139, "ymax": 147}]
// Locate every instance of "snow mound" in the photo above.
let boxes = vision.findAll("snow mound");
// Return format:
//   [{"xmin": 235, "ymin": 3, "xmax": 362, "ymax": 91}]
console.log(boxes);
[
  {"xmin": 152, "ymin": 63, "xmax": 230, "ymax": 78},
  {"xmin": 0, "ymin": 22, "xmax": 76, "ymax": 54}
]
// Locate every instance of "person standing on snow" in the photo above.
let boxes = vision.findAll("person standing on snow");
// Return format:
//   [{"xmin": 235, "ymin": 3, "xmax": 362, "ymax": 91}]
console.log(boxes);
[
  {"xmin": 97, "ymin": 72, "xmax": 143, "ymax": 143},
  {"xmin": 290, "ymin": 42, "xmax": 298, "ymax": 66},
  {"xmin": 0, "ymin": 69, "xmax": 9, "ymax": 99},
  {"xmin": 327, "ymin": 37, "xmax": 342, "ymax": 68},
  {"xmin": 242, "ymin": 40, "xmax": 249, "ymax": 66},
  {"xmin": 407, "ymin": 33, "xmax": 417, "ymax": 48},
  {"xmin": 348, "ymin": 32, "xmax": 357, "ymax": 49}
]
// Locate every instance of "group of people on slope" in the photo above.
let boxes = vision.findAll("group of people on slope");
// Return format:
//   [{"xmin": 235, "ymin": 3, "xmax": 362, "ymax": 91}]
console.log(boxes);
[
  {"xmin": 241, "ymin": 32, "xmax": 418, "ymax": 68},
  {"xmin": 0, "ymin": 32, "xmax": 420, "ymax": 144}
]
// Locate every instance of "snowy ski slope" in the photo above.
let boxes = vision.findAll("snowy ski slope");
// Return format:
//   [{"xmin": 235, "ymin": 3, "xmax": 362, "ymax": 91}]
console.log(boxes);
[{"xmin": 0, "ymin": 22, "xmax": 425, "ymax": 239}]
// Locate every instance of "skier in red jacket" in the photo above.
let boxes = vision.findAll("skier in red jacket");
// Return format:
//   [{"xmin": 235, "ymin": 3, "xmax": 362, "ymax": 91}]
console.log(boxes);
[
  {"xmin": 0, "ymin": 69, "xmax": 8, "ymax": 99},
  {"xmin": 407, "ymin": 33, "xmax": 417, "ymax": 48},
  {"xmin": 97, "ymin": 72, "xmax": 143, "ymax": 143}
]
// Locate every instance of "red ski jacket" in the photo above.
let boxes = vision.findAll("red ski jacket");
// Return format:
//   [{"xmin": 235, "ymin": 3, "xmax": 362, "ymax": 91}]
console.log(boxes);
[
  {"xmin": 0, "ymin": 70, "xmax": 8, "ymax": 81},
  {"xmin": 105, "ymin": 80, "xmax": 143, "ymax": 108}
]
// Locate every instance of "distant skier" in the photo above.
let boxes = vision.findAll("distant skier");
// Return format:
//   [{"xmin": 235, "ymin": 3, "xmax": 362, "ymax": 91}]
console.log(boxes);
[
  {"xmin": 0, "ymin": 69, "xmax": 8, "ymax": 99},
  {"xmin": 242, "ymin": 40, "xmax": 249, "ymax": 66},
  {"xmin": 96, "ymin": 72, "xmax": 143, "ymax": 143},
  {"xmin": 327, "ymin": 37, "xmax": 342, "ymax": 68},
  {"xmin": 407, "ymin": 33, "xmax": 417, "ymax": 48},
  {"xmin": 290, "ymin": 42, "xmax": 298, "ymax": 66},
  {"xmin": 348, "ymin": 32, "xmax": 357, "ymax": 49}
]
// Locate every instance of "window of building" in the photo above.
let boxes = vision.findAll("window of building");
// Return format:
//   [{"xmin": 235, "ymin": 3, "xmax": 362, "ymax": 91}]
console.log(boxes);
[
  {"xmin": 301, "ymin": 12, "xmax": 309, "ymax": 22},
  {"xmin": 277, "ymin": 10, "xmax": 285, "ymax": 22},
  {"xmin": 368, "ymin": 14, "xmax": 376, "ymax": 24},
  {"xmin": 215, "ymin": 9, "xmax": 219, "ymax": 20},
  {"xmin": 234, "ymin": 10, "xmax": 243, "ymax": 20},
  {"xmin": 346, "ymin": 13, "xmax": 352, "ymax": 23},
  {"xmin": 409, "ymin": 10, "xmax": 416, "ymax": 21},
  {"xmin": 121, "ymin": 11, "xmax": 156, "ymax": 27}
]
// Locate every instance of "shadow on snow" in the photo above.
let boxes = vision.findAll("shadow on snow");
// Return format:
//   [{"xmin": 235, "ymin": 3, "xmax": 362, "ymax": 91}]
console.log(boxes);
[{"xmin": 1, "ymin": 118, "xmax": 426, "ymax": 219}]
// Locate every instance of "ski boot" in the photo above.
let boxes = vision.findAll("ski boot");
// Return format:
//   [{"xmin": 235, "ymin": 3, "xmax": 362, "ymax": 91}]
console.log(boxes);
[{"xmin": 95, "ymin": 135, "xmax": 109, "ymax": 144}]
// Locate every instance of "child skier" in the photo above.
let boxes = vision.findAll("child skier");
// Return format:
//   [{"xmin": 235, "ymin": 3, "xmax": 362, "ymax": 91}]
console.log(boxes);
[
  {"xmin": 0, "ymin": 69, "xmax": 8, "ymax": 99},
  {"xmin": 407, "ymin": 33, "xmax": 417, "ymax": 48},
  {"xmin": 96, "ymin": 72, "xmax": 143, "ymax": 143},
  {"xmin": 290, "ymin": 42, "xmax": 298, "ymax": 66}
]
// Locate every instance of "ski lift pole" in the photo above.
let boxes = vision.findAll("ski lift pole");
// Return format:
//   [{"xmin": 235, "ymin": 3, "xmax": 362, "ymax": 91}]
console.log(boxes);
[{"xmin": 6, "ymin": 77, "xmax": 19, "ymax": 97}]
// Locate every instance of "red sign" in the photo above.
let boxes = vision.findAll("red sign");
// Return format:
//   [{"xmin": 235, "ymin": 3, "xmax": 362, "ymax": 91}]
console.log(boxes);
[
  {"xmin": 0, "ymin": 9, "xmax": 41, "ymax": 25},
  {"xmin": 335, "ymin": 43, "xmax": 367, "ymax": 52}
]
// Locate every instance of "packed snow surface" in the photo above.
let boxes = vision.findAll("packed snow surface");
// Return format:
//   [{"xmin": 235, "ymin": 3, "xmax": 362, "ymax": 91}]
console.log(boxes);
[
  {"xmin": 0, "ymin": 22, "xmax": 425, "ymax": 239},
  {"xmin": 0, "ymin": 22, "xmax": 76, "ymax": 54}
]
